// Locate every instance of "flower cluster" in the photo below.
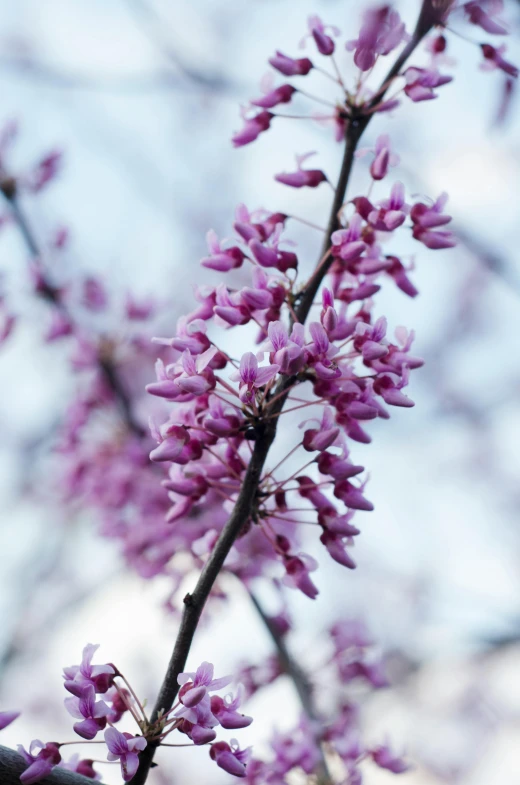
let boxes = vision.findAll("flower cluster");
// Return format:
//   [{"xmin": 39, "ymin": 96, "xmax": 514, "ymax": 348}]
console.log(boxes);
[
  {"xmin": 147, "ymin": 147, "xmax": 451, "ymax": 602},
  {"xmin": 11, "ymin": 646, "xmax": 251, "ymax": 783},
  {"xmin": 241, "ymin": 615, "xmax": 407, "ymax": 784}
]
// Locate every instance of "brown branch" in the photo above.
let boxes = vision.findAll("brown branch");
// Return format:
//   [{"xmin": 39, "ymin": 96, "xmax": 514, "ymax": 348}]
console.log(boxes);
[
  {"xmin": 249, "ymin": 592, "xmax": 332, "ymax": 784},
  {"xmin": 129, "ymin": 7, "xmax": 438, "ymax": 782},
  {"xmin": 0, "ymin": 745, "xmax": 105, "ymax": 785}
]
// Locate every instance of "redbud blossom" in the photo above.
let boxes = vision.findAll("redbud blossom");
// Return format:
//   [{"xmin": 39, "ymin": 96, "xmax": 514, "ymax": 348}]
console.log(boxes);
[
  {"xmin": 480, "ymin": 43, "xmax": 519, "ymax": 78},
  {"xmin": 346, "ymin": 5, "xmax": 407, "ymax": 71},
  {"xmin": 104, "ymin": 728, "xmax": 147, "ymax": 782},
  {"xmin": 403, "ymin": 66, "xmax": 453, "ymax": 101},
  {"xmin": 18, "ymin": 741, "xmax": 61, "ymax": 784},
  {"xmin": 302, "ymin": 15, "xmax": 340, "ymax": 56},
  {"xmin": 232, "ymin": 111, "xmax": 273, "ymax": 148},
  {"xmin": 268, "ymin": 50, "xmax": 313, "ymax": 76},
  {"xmin": 210, "ymin": 740, "xmax": 251, "ymax": 777},
  {"xmin": 464, "ymin": 1, "xmax": 508, "ymax": 35},
  {"xmin": 275, "ymin": 151, "xmax": 326, "ymax": 188},
  {"xmin": 0, "ymin": 710, "xmax": 19, "ymax": 730},
  {"xmin": 251, "ymin": 84, "xmax": 296, "ymax": 109}
]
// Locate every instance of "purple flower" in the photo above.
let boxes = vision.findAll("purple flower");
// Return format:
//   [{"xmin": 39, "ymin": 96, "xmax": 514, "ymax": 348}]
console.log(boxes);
[
  {"xmin": 60, "ymin": 754, "xmax": 101, "ymax": 780},
  {"xmin": 210, "ymin": 687, "xmax": 253, "ymax": 729},
  {"xmin": 269, "ymin": 50, "xmax": 313, "ymax": 76},
  {"xmin": 480, "ymin": 44, "xmax": 518, "ymax": 78},
  {"xmin": 0, "ymin": 710, "xmax": 19, "ymax": 730},
  {"xmin": 411, "ymin": 192, "xmax": 456, "ymax": 249},
  {"xmin": 18, "ymin": 741, "xmax": 61, "ymax": 784},
  {"xmin": 178, "ymin": 661, "xmax": 232, "ymax": 709},
  {"xmin": 403, "ymin": 66, "xmax": 453, "ymax": 102},
  {"xmin": 371, "ymin": 181, "xmax": 408, "ymax": 231},
  {"xmin": 26, "ymin": 150, "xmax": 62, "ymax": 192},
  {"xmin": 104, "ymin": 728, "xmax": 147, "ymax": 782},
  {"xmin": 275, "ymin": 152, "xmax": 327, "ymax": 189},
  {"xmin": 63, "ymin": 643, "xmax": 115, "ymax": 697},
  {"xmin": 251, "ymin": 84, "xmax": 296, "ymax": 109},
  {"xmin": 320, "ymin": 530, "xmax": 357, "ymax": 569},
  {"xmin": 301, "ymin": 15, "xmax": 340, "ymax": 56},
  {"xmin": 282, "ymin": 553, "xmax": 319, "ymax": 599},
  {"xmin": 356, "ymin": 134, "xmax": 399, "ymax": 181},
  {"xmin": 302, "ymin": 408, "xmax": 340, "ymax": 452},
  {"xmin": 82, "ymin": 277, "xmax": 107, "ymax": 311},
  {"xmin": 331, "ymin": 215, "xmax": 367, "ymax": 262},
  {"xmin": 210, "ymin": 740, "xmax": 251, "ymax": 777},
  {"xmin": 371, "ymin": 743, "xmax": 409, "ymax": 773},
  {"xmin": 232, "ymin": 111, "xmax": 273, "ymax": 148},
  {"xmin": 347, "ymin": 6, "xmax": 407, "ymax": 71},
  {"xmin": 64, "ymin": 684, "xmax": 111, "ymax": 740},
  {"xmin": 260, "ymin": 320, "xmax": 305, "ymax": 374},
  {"xmin": 201, "ymin": 230, "xmax": 245, "ymax": 272},
  {"xmin": 231, "ymin": 353, "xmax": 279, "ymax": 403},
  {"xmin": 464, "ymin": 1, "xmax": 508, "ymax": 35}
]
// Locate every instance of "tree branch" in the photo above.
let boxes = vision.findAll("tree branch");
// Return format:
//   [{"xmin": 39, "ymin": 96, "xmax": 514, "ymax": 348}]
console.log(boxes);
[
  {"xmin": 249, "ymin": 592, "xmax": 332, "ymax": 784},
  {"xmin": 0, "ymin": 745, "xmax": 105, "ymax": 785},
  {"xmin": 1, "ymin": 189, "xmax": 145, "ymax": 437},
  {"xmin": 129, "ymin": 7, "xmax": 436, "ymax": 782}
]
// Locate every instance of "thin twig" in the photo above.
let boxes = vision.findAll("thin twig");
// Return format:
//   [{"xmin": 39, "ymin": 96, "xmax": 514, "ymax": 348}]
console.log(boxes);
[
  {"xmin": 1, "ymin": 190, "xmax": 145, "ymax": 437},
  {"xmin": 249, "ymin": 592, "xmax": 332, "ymax": 784}
]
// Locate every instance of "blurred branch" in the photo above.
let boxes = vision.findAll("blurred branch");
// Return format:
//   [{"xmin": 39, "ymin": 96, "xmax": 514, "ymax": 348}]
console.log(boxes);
[
  {"xmin": 0, "ymin": 746, "xmax": 105, "ymax": 785},
  {"xmin": 0, "ymin": 54, "xmax": 195, "ymax": 93},
  {"xmin": 0, "ymin": 188, "xmax": 145, "ymax": 436},
  {"xmin": 454, "ymin": 223, "xmax": 520, "ymax": 296},
  {"xmin": 125, "ymin": 0, "xmax": 239, "ymax": 92},
  {"xmin": 249, "ymin": 592, "xmax": 332, "ymax": 784}
]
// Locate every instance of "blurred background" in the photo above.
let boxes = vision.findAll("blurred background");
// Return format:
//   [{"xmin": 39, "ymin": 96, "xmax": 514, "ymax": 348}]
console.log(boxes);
[{"xmin": 0, "ymin": 0, "xmax": 520, "ymax": 783}]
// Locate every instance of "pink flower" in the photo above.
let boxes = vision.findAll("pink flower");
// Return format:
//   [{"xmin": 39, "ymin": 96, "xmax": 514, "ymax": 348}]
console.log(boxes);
[
  {"xmin": 320, "ymin": 530, "xmax": 357, "ymax": 569},
  {"xmin": 331, "ymin": 215, "xmax": 367, "ymax": 262},
  {"xmin": 464, "ymin": 1, "xmax": 508, "ymax": 35},
  {"xmin": 386, "ymin": 255, "xmax": 418, "ymax": 297},
  {"xmin": 282, "ymin": 553, "xmax": 319, "ymax": 599},
  {"xmin": 356, "ymin": 134, "xmax": 399, "ymax": 181},
  {"xmin": 60, "ymin": 755, "xmax": 101, "ymax": 780},
  {"xmin": 26, "ymin": 150, "xmax": 62, "ymax": 192},
  {"xmin": 18, "ymin": 741, "xmax": 61, "ymax": 784},
  {"xmin": 480, "ymin": 44, "xmax": 518, "ymax": 78},
  {"xmin": 210, "ymin": 740, "xmax": 251, "ymax": 777},
  {"xmin": 231, "ymin": 352, "xmax": 279, "ymax": 403},
  {"xmin": 371, "ymin": 743, "xmax": 409, "ymax": 773},
  {"xmin": 251, "ymin": 84, "xmax": 296, "ymax": 109},
  {"xmin": 301, "ymin": 15, "xmax": 340, "ymax": 56},
  {"xmin": 210, "ymin": 688, "xmax": 253, "ymax": 729},
  {"xmin": 63, "ymin": 644, "xmax": 115, "ymax": 697},
  {"xmin": 232, "ymin": 111, "xmax": 273, "ymax": 147},
  {"xmin": 178, "ymin": 661, "xmax": 232, "ymax": 709},
  {"xmin": 149, "ymin": 422, "xmax": 202, "ymax": 465},
  {"xmin": 302, "ymin": 408, "xmax": 340, "ymax": 452},
  {"xmin": 269, "ymin": 51, "xmax": 313, "ymax": 76},
  {"xmin": 104, "ymin": 728, "xmax": 147, "ymax": 782},
  {"xmin": 82, "ymin": 277, "xmax": 107, "ymax": 311},
  {"xmin": 403, "ymin": 66, "xmax": 453, "ymax": 102},
  {"xmin": 0, "ymin": 710, "xmax": 19, "ymax": 730},
  {"xmin": 411, "ymin": 192, "xmax": 456, "ymax": 249},
  {"xmin": 201, "ymin": 230, "xmax": 245, "ymax": 272},
  {"xmin": 260, "ymin": 320, "xmax": 305, "ymax": 373},
  {"xmin": 347, "ymin": 6, "xmax": 407, "ymax": 71},
  {"xmin": 64, "ymin": 685, "xmax": 110, "ymax": 740},
  {"xmin": 275, "ymin": 152, "xmax": 327, "ymax": 189}
]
